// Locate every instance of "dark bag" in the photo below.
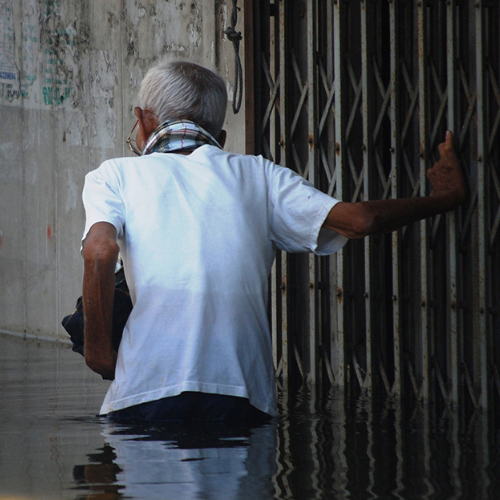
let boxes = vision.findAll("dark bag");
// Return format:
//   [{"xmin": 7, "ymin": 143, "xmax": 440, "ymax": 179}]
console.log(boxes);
[{"xmin": 61, "ymin": 266, "xmax": 133, "ymax": 356}]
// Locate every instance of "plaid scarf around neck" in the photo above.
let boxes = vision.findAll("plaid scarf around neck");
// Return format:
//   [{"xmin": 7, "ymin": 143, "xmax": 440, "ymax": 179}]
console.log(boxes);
[{"xmin": 142, "ymin": 119, "xmax": 221, "ymax": 156}]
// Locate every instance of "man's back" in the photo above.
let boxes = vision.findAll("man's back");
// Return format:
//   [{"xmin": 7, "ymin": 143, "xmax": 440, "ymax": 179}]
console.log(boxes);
[{"xmin": 82, "ymin": 145, "xmax": 345, "ymax": 417}]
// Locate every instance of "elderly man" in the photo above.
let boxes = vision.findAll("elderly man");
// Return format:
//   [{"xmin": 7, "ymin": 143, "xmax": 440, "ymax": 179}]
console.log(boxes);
[{"xmin": 82, "ymin": 60, "xmax": 466, "ymax": 422}]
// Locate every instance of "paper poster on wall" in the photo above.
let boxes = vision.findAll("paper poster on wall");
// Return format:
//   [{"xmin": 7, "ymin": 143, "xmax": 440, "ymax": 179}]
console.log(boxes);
[
  {"xmin": 0, "ymin": 59, "xmax": 18, "ymax": 85},
  {"xmin": 0, "ymin": 0, "xmax": 20, "ymax": 96}
]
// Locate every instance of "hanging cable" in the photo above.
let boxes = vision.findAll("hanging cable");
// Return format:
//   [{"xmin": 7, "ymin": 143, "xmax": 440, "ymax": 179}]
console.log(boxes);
[{"xmin": 223, "ymin": 0, "xmax": 243, "ymax": 114}]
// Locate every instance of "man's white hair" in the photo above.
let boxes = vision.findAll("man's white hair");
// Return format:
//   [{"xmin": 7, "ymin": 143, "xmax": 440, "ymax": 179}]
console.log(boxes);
[{"xmin": 138, "ymin": 60, "xmax": 227, "ymax": 138}]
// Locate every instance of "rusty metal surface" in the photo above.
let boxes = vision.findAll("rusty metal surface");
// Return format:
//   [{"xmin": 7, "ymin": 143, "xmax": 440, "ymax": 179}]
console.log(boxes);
[{"xmin": 248, "ymin": 0, "xmax": 499, "ymax": 412}]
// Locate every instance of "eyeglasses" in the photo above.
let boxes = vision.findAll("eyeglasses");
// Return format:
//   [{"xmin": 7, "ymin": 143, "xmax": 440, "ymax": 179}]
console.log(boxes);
[{"xmin": 126, "ymin": 120, "xmax": 141, "ymax": 156}]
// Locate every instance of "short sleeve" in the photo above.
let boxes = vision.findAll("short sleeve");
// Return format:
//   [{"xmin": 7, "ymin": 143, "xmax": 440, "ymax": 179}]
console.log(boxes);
[
  {"xmin": 82, "ymin": 162, "xmax": 126, "ymax": 244},
  {"xmin": 268, "ymin": 164, "xmax": 348, "ymax": 255}
]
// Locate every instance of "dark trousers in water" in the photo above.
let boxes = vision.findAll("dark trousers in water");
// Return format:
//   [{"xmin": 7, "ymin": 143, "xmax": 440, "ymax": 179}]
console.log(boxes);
[{"xmin": 107, "ymin": 391, "xmax": 271, "ymax": 424}]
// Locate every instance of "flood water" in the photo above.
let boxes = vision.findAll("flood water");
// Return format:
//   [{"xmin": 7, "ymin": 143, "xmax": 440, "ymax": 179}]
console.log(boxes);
[{"xmin": 0, "ymin": 332, "xmax": 499, "ymax": 499}]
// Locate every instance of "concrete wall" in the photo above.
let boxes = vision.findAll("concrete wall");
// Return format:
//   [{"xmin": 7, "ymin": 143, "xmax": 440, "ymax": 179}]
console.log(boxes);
[{"xmin": 0, "ymin": 0, "xmax": 245, "ymax": 339}]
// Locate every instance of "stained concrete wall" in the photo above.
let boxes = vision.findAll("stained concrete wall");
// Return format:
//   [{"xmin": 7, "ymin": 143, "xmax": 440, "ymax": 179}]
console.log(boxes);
[{"xmin": 0, "ymin": 0, "xmax": 245, "ymax": 339}]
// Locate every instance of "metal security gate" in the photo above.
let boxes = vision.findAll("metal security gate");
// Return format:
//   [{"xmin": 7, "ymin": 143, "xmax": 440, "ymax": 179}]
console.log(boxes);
[{"xmin": 244, "ymin": 0, "xmax": 500, "ymax": 413}]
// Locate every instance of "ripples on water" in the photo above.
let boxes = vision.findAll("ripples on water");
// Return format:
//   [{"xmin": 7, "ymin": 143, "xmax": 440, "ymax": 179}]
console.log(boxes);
[{"xmin": 0, "ymin": 333, "xmax": 498, "ymax": 499}]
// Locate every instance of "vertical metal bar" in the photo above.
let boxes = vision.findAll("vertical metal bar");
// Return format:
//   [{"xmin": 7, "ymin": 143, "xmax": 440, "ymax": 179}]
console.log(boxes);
[
  {"xmin": 331, "ymin": 0, "xmax": 345, "ymax": 387},
  {"xmin": 393, "ymin": 400, "xmax": 405, "ymax": 497},
  {"xmin": 323, "ymin": 0, "xmax": 338, "ymax": 390},
  {"xmin": 447, "ymin": 0, "xmax": 459, "ymax": 407},
  {"xmin": 448, "ymin": 408, "xmax": 463, "ymax": 494},
  {"xmin": 278, "ymin": 0, "xmax": 290, "ymax": 383},
  {"xmin": 389, "ymin": 0, "xmax": 401, "ymax": 398},
  {"xmin": 257, "ymin": 0, "xmax": 280, "ymax": 375},
  {"xmin": 269, "ymin": 4, "xmax": 277, "ymax": 163},
  {"xmin": 269, "ymin": 3, "xmax": 281, "ymax": 376},
  {"xmin": 477, "ymin": 412, "xmax": 490, "ymax": 498},
  {"xmin": 360, "ymin": 0, "xmax": 372, "ymax": 392},
  {"xmin": 417, "ymin": 0, "xmax": 429, "ymax": 402},
  {"xmin": 243, "ymin": 0, "xmax": 256, "ymax": 155},
  {"xmin": 272, "ymin": 257, "xmax": 280, "ymax": 373},
  {"xmin": 475, "ymin": 0, "xmax": 488, "ymax": 411},
  {"xmin": 307, "ymin": 0, "xmax": 319, "ymax": 385},
  {"xmin": 422, "ymin": 406, "xmax": 434, "ymax": 497}
]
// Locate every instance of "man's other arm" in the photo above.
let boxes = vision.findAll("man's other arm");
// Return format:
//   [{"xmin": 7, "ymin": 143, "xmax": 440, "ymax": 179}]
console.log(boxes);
[
  {"xmin": 323, "ymin": 131, "xmax": 466, "ymax": 238},
  {"xmin": 82, "ymin": 222, "xmax": 120, "ymax": 380}
]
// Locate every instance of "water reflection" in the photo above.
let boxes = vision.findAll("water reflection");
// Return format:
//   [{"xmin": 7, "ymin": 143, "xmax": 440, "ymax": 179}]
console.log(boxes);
[
  {"xmin": 73, "ymin": 420, "xmax": 276, "ymax": 499},
  {"xmin": 0, "ymin": 333, "xmax": 499, "ymax": 499},
  {"xmin": 275, "ymin": 388, "xmax": 500, "ymax": 499}
]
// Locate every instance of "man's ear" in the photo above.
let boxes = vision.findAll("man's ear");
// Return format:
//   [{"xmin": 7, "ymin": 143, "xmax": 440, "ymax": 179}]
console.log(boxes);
[
  {"xmin": 217, "ymin": 129, "xmax": 227, "ymax": 149},
  {"xmin": 134, "ymin": 107, "xmax": 159, "ymax": 150}
]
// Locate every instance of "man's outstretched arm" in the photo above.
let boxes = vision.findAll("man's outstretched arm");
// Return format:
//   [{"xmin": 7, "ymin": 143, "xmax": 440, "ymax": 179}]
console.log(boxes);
[
  {"xmin": 82, "ymin": 222, "xmax": 119, "ymax": 380},
  {"xmin": 323, "ymin": 131, "xmax": 466, "ymax": 239}
]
